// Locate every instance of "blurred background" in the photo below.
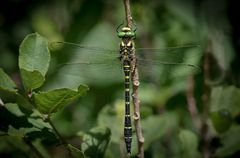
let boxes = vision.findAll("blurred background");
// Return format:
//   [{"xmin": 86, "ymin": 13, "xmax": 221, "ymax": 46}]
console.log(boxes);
[{"xmin": 0, "ymin": 0, "xmax": 240, "ymax": 157}]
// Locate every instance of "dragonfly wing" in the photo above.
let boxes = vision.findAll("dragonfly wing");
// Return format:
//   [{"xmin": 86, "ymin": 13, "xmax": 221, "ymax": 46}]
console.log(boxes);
[
  {"xmin": 135, "ymin": 44, "xmax": 201, "ymax": 63},
  {"xmin": 57, "ymin": 58, "xmax": 124, "ymax": 86},
  {"xmin": 134, "ymin": 45, "xmax": 202, "ymax": 83},
  {"xmin": 50, "ymin": 41, "xmax": 119, "ymax": 55},
  {"xmin": 50, "ymin": 41, "xmax": 124, "ymax": 86}
]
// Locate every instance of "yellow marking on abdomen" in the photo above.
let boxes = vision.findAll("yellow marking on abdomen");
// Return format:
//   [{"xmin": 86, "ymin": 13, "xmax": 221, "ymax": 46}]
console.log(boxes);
[{"xmin": 125, "ymin": 76, "xmax": 130, "ymax": 79}]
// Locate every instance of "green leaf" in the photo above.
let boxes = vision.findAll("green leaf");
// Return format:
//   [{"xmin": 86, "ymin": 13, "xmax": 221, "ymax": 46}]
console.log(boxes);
[
  {"xmin": 97, "ymin": 100, "xmax": 123, "ymax": 143},
  {"xmin": 20, "ymin": 68, "xmax": 45, "ymax": 91},
  {"xmin": 4, "ymin": 103, "xmax": 25, "ymax": 117},
  {"xmin": 178, "ymin": 129, "xmax": 201, "ymax": 158},
  {"xmin": 19, "ymin": 33, "xmax": 50, "ymax": 75},
  {"xmin": 0, "ymin": 68, "xmax": 17, "ymax": 92},
  {"xmin": 28, "ymin": 109, "xmax": 51, "ymax": 129},
  {"xmin": 215, "ymin": 125, "xmax": 240, "ymax": 157},
  {"xmin": 210, "ymin": 86, "xmax": 240, "ymax": 117},
  {"xmin": 34, "ymin": 85, "xmax": 89, "ymax": 114},
  {"xmin": 67, "ymin": 144, "xmax": 85, "ymax": 158},
  {"xmin": 78, "ymin": 126, "xmax": 111, "ymax": 158},
  {"xmin": 7, "ymin": 125, "xmax": 39, "ymax": 138},
  {"xmin": 19, "ymin": 33, "xmax": 50, "ymax": 90},
  {"xmin": 142, "ymin": 112, "xmax": 179, "ymax": 149},
  {"xmin": 210, "ymin": 109, "xmax": 232, "ymax": 133}
]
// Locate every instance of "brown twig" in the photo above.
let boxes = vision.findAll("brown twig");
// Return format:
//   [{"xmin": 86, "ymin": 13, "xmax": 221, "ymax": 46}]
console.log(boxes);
[
  {"xmin": 201, "ymin": 42, "xmax": 212, "ymax": 158},
  {"xmin": 123, "ymin": 0, "xmax": 145, "ymax": 157},
  {"xmin": 186, "ymin": 75, "xmax": 201, "ymax": 130}
]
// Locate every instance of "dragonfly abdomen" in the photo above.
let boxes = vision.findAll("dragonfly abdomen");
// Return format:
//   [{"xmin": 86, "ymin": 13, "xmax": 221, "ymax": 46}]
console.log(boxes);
[{"xmin": 123, "ymin": 61, "xmax": 132, "ymax": 154}]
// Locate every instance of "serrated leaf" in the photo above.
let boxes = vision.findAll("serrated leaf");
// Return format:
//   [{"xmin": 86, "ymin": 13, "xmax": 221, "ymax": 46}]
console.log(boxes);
[
  {"xmin": 178, "ymin": 129, "xmax": 200, "ymax": 158},
  {"xmin": 19, "ymin": 33, "xmax": 50, "ymax": 90},
  {"xmin": 34, "ymin": 85, "xmax": 89, "ymax": 114},
  {"xmin": 20, "ymin": 68, "xmax": 45, "ymax": 91},
  {"xmin": 67, "ymin": 144, "xmax": 85, "ymax": 158},
  {"xmin": 78, "ymin": 126, "xmax": 111, "ymax": 158},
  {"xmin": 0, "ymin": 68, "xmax": 17, "ymax": 92}
]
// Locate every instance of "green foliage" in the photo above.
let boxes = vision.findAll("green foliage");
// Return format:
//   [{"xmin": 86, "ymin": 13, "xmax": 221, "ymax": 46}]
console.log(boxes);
[
  {"xmin": 215, "ymin": 125, "xmax": 240, "ymax": 157},
  {"xmin": 0, "ymin": 33, "xmax": 89, "ymax": 158},
  {"xmin": 34, "ymin": 85, "xmax": 88, "ymax": 114},
  {"xmin": 0, "ymin": 68, "xmax": 17, "ymax": 92},
  {"xmin": 78, "ymin": 126, "xmax": 111, "ymax": 158},
  {"xmin": 19, "ymin": 33, "xmax": 50, "ymax": 91},
  {"xmin": 1, "ymin": 0, "xmax": 240, "ymax": 157},
  {"xmin": 67, "ymin": 144, "xmax": 85, "ymax": 158},
  {"xmin": 178, "ymin": 129, "xmax": 200, "ymax": 158}
]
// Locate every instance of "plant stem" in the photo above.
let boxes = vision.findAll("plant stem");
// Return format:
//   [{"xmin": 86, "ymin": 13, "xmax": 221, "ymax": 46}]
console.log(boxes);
[
  {"xmin": 123, "ymin": 0, "xmax": 145, "ymax": 157},
  {"xmin": 46, "ymin": 116, "xmax": 66, "ymax": 145},
  {"xmin": 45, "ymin": 115, "xmax": 73, "ymax": 157},
  {"xmin": 186, "ymin": 75, "xmax": 201, "ymax": 130},
  {"xmin": 201, "ymin": 42, "xmax": 212, "ymax": 158},
  {"xmin": 23, "ymin": 137, "xmax": 44, "ymax": 158}
]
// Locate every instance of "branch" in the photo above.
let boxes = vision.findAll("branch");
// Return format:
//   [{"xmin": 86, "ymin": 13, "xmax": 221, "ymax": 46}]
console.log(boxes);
[
  {"xmin": 186, "ymin": 75, "xmax": 201, "ymax": 130},
  {"xmin": 201, "ymin": 42, "xmax": 212, "ymax": 158},
  {"xmin": 123, "ymin": 0, "xmax": 133, "ymax": 27},
  {"xmin": 45, "ymin": 116, "xmax": 74, "ymax": 157},
  {"xmin": 123, "ymin": 0, "xmax": 145, "ymax": 157},
  {"xmin": 23, "ymin": 137, "xmax": 44, "ymax": 158}
]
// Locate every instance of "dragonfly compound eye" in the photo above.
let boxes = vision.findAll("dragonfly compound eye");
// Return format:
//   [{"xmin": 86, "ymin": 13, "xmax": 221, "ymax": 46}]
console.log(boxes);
[
  {"xmin": 125, "ymin": 31, "xmax": 135, "ymax": 38},
  {"xmin": 118, "ymin": 32, "xmax": 126, "ymax": 38}
]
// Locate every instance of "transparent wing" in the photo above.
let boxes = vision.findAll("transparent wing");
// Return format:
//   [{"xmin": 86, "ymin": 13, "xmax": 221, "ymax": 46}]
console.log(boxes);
[
  {"xmin": 135, "ymin": 44, "xmax": 202, "ymax": 83},
  {"xmin": 50, "ymin": 41, "xmax": 118, "ymax": 54},
  {"xmin": 51, "ymin": 41, "xmax": 123, "ymax": 86},
  {"xmin": 51, "ymin": 41, "xmax": 202, "ymax": 86}
]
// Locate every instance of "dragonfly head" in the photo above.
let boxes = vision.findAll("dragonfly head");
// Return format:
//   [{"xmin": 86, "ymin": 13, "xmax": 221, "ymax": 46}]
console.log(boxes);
[{"xmin": 117, "ymin": 27, "xmax": 136, "ymax": 39}]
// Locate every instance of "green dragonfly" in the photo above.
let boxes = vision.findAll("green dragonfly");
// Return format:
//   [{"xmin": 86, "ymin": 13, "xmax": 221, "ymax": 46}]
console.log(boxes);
[{"xmin": 51, "ymin": 26, "xmax": 201, "ymax": 154}]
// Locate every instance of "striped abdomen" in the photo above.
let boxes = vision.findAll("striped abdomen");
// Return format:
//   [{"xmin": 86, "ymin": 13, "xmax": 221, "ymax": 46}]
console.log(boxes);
[{"xmin": 123, "ymin": 60, "xmax": 132, "ymax": 154}]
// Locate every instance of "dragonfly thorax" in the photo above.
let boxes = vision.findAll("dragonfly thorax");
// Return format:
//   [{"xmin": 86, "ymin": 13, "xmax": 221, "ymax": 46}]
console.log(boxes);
[{"xmin": 119, "ymin": 39, "xmax": 134, "ymax": 62}]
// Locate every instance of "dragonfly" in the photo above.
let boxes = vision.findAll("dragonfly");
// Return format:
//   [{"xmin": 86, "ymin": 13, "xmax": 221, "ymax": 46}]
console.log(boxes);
[{"xmin": 51, "ymin": 26, "xmax": 201, "ymax": 154}]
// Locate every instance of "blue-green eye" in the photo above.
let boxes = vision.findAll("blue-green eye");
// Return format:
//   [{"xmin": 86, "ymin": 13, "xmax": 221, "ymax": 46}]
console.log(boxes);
[{"xmin": 118, "ymin": 32, "xmax": 125, "ymax": 38}]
